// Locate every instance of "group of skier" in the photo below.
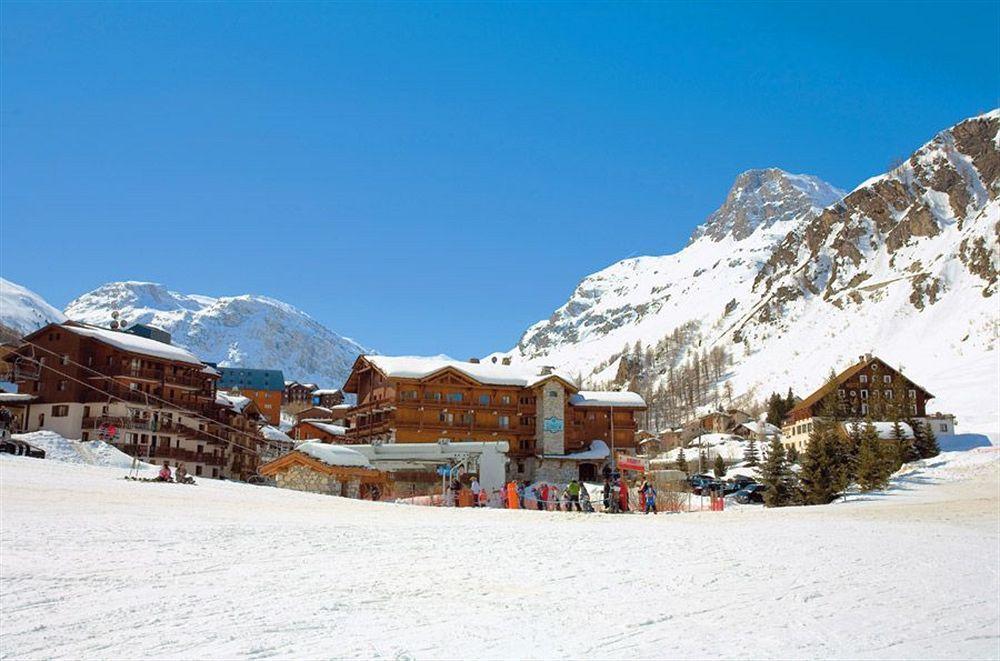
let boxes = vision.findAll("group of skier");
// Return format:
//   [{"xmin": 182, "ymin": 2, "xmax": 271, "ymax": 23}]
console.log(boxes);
[{"xmin": 449, "ymin": 474, "xmax": 658, "ymax": 514}]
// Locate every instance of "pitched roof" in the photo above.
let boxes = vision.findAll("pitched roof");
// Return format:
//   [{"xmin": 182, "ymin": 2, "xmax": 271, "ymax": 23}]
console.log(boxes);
[
  {"xmin": 355, "ymin": 355, "xmax": 578, "ymax": 390},
  {"xmin": 569, "ymin": 391, "xmax": 646, "ymax": 408},
  {"xmin": 51, "ymin": 322, "xmax": 203, "ymax": 365},
  {"xmin": 789, "ymin": 355, "xmax": 934, "ymax": 417}
]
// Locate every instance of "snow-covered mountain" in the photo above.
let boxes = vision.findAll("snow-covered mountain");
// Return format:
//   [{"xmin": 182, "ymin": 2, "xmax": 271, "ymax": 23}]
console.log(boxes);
[
  {"xmin": 500, "ymin": 111, "xmax": 1000, "ymax": 431},
  {"xmin": 0, "ymin": 278, "xmax": 67, "ymax": 337},
  {"xmin": 64, "ymin": 282, "xmax": 367, "ymax": 388}
]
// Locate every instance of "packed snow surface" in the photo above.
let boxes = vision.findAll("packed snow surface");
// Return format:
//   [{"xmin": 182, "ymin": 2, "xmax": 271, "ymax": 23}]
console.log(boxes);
[{"xmin": 1, "ymin": 447, "xmax": 997, "ymax": 659}]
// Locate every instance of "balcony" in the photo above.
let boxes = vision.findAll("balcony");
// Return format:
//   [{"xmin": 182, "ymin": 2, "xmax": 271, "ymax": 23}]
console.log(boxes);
[{"xmin": 117, "ymin": 443, "xmax": 227, "ymax": 467}]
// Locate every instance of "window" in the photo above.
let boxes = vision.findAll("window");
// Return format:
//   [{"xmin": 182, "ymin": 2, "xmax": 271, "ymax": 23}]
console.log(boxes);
[
  {"xmin": 61, "ymin": 354, "xmax": 69, "ymax": 365},
  {"xmin": 861, "ymin": 403, "xmax": 869, "ymax": 415},
  {"xmin": 478, "ymin": 394, "xmax": 490, "ymax": 406},
  {"xmin": 939, "ymin": 423, "xmax": 948, "ymax": 432},
  {"xmin": 517, "ymin": 461, "xmax": 525, "ymax": 473},
  {"xmin": 885, "ymin": 390, "xmax": 892, "ymax": 400},
  {"xmin": 212, "ymin": 468, "xmax": 219, "ymax": 478},
  {"xmin": 500, "ymin": 395, "xmax": 511, "ymax": 405},
  {"xmin": 911, "ymin": 403, "xmax": 918, "ymax": 415},
  {"xmin": 859, "ymin": 374, "xmax": 868, "ymax": 384},
  {"xmin": 499, "ymin": 415, "xmax": 510, "ymax": 429},
  {"xmin": 401, "ymin": 390, "xmax": 418, "ymax": 400},
  {"xmin": 838, "ymin": 389, "xmax": 846, "ymax": 398},
  {"xmin": 861, "ymin": 389, "xmax": 868, "ymax": 400},
  {"xmin": 849, "ymin": 390, "xmax": 856, "ymax": 397},
  {"xmin": 426, "ymin": 392, "xmax": 442, "ymax": 402},
  {"xmin": 908, "ymin": 389, "xmax": 916, "ymax": 399},
  {"xmin": 548, "ymin": 390, "xmax": 558, "ymax": 398},
  {"xmin": 459, "ymin": 413, "xmax": 473, "ymax": 425},
  {"xmin": 446, "ymin": 392, "xmax": 463, "ymax": 403},
  {"xmin": 883, "ymin": 375, "xmax": 891, "ymax": 384},
  {"xmin": 439, "ymin": 412, "xmax": 454, "ymax": 425},
  {"xmin": 195, "ymin": 466, "xmax": 203, "ymax": 476},
  {"xmin": 52, "ymin": 405, "xmax": 69, "ymax": 417},
  {"xmin": 58, "ymin": 380, "xmax": 68, "ymax": 391}
]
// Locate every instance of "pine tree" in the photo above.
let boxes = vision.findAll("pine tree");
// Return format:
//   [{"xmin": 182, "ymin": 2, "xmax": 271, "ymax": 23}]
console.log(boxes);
[
  {"xmin": 698, "ymin": 448, "xmax": 709, "ymax": 474},
  {"xmin": 675, "ymin": 448, "xmax": 688, "ymax": 474},
  {"xmin": 759, "ymin": 436, "xmax": 795, "ymax": 507},
  {"xmin": 786, "ymin": 444, "xmax": 799, "ymax": 464},
  {"xmin": 856, "ymin": 420, "xmax": 887, "ymax": 491},
  {"xmin": 784, "ymin": 387, "xmax": 796, "ymax": 413},
  {"xmin": 799, "ymin": 432, "xmax": 837, "ymax": 505},
  {"xmin": 744, "ymin": 435, "xmax": 759, "ymax": 467},
  {"xmin": 914, "ymin": 420, "xmax": 940, "ymax": 458},
  {"xmin": 713, "ymin": 453, "xmax": 726, "ymax": 478}
]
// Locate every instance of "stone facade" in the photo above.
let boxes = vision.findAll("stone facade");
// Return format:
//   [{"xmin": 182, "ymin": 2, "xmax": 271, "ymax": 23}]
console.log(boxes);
[
  {"xmin": 536, "ymin": 380, "xmax": 566, "ymax": 456},
  {"xmin": 274, "ymin": 463, "xmax": 353, "ymax": 497},
  {"xmin": 534, "ymin": 458, "xmax": 583, "ymax": 484}
]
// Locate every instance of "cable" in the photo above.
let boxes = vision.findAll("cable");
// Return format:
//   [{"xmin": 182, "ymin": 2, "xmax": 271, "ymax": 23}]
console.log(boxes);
[
  {"xmin": 14, "ymin": 336, "xmax": 287, "ymax": 453},
  {"xmin": 13, "ymin": 353, "xmax": 284, "ymax": 460}
]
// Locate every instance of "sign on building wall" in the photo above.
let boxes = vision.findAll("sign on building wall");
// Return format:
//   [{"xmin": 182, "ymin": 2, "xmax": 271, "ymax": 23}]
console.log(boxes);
[
  {"xmin": 616, "ymin": 453, "xmax": 645, "ymax": 472},
  {"xmin": 543, "ymin": 416, "xmax": 564, "ymax": 433}
]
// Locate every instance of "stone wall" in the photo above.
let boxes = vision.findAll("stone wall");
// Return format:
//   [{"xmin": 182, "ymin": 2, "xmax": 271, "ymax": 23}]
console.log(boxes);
[
  {"xmin": 536, "ymin": 381, "xmax": 566, "ymax": 456},
  {"xmin": 534, "ymin": 458, "xmax": 580, "ymax": 484},
  {"xmin": 274, "ymin": 464, "xmax": 345, "ymax": 496}
]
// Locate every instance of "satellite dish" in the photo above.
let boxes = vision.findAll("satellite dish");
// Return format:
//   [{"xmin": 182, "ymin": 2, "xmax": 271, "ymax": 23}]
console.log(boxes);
[
  {"xmin": 111, "ymin": 311, "xmax": 119, "ymax": 319},
  {"xmin": 110, "ymin": 320, "xmax": 119, "ymax": 330}
]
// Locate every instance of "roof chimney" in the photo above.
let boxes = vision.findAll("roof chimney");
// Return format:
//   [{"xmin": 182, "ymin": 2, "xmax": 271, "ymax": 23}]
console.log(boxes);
[{"xmin": 468, "ymin": 357, "xmax": 480, "ymax": 364}]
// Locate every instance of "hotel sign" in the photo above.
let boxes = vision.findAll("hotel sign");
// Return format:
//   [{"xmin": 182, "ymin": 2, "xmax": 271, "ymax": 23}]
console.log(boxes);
[{"xmin": 543, "ymin": 416, "xmax": 564, "ymax": 433}]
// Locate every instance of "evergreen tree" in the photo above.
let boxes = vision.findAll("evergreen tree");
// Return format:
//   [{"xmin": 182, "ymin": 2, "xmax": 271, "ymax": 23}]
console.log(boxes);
[
  {"xmin": 713, "ymin": 453, "xmax": 726, "ymax": 478},
  {"xmin": 759, "ymin": 436, "xmax": 795, "ymax": 507},
  {"xmin": 784, "ymin": 387, "xmax": 796, "ymax": 413},
  {"xmin": 799, "ymin": 431, "xmax": 837, "ymax": 505},
  {"xmin": 675, "ymin": 448, "xmax": 688, "ymax": 474},
  {"xmin": 744, "ymin": 435, "xmax": 759, "ymax": 467},
  {"xmin": 698, "ymin": 448, "xmax": 709, "ymax": 474},
  {"xmin": 856, "ymin": 420, "xmax": 888, "ymax": 491},
  {"xmin": 914, "ymin": 419, "xmax": 940, "ymax": 458},
  {"xmin": 786, "ymin": 444, "xmax": 799, "ymax": 464}
]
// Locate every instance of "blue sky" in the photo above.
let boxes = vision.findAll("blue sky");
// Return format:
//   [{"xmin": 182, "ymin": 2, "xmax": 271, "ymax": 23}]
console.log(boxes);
[{"xmin": 2, "ymin": 2, "xmax": 997, "ymax": 358}]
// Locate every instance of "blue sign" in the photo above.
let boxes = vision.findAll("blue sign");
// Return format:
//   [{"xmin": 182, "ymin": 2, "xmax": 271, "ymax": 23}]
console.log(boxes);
[
  {"xmin": 543, "ymin": 416, "xmax": 564, "ymax": 433},
  {"xmin": 436, "ymin": 465, "xmax": 454, "ymax": 477}
]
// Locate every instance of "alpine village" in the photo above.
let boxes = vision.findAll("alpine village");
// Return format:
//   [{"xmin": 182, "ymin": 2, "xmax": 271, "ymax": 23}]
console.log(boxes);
[{"xmin": 0, "ymin": 316, "xmax": 953, "ymax": 511}]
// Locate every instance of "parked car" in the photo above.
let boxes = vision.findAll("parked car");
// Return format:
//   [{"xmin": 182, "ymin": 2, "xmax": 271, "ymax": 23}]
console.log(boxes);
[
  {"xmin": 729, "ymin": 474, "xmax": 756, "ymax": 490},
  {"xmin": 734, "ymin": 483, "xmax": 767, "ymax": 504}
]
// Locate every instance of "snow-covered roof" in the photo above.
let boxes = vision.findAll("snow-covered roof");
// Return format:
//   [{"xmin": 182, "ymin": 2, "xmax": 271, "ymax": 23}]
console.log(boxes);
[
  {"xmin": 842, "ymin": 421, "xmax": 915, "ymax": 440},
  {"xmin": 311, "ymin": 388, "xmax": 342, "ymax": 395},
  {"xmin": 296, "ymin": 441, "xmax": 371, "ymax": 468},
  {"xmin": 261, "ymin": 425, "xmax": 292, "ymax": 443},
  {"xmin": 569, "ymin": 391, "xmax": 646, "ymax": 408},
  {"xmin": 0, "ymin": 392, "xmax": 36, "ymax": 403},
  {"xmin": 364, "ymin": 355, "xmax": 576, "ymax": 388},
  {"xmin": 200, "ymin": 365, "xmax": 221, "ymax": 377},
  {"xmin": 216, "ymin": 392, "xmax": 252, "ymax": 413},
  {"xmin": 300, "ymin": 420, "xmax": 347, "ymax": 437},
  {"xmin": 59, "ymin": 323, "xmax": 203, "ymax": 365},
  {"xmin": 737, "ymin": 421, "xmax": 781, "ymax": 435},
  {"xmin": 544, "ymin": 440, "xmax": 610, "ymax": 460}
]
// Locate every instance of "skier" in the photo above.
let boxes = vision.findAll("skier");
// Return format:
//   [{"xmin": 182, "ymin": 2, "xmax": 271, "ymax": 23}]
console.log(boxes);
[
  {"xmin": 471, "ymin": 478, "xmax": 482, "ymax": 507},
  {"xmin": 618, "ymin": 479, "xmax": 629, "ymax": 512},
  {"xmin": 644, "ymin": 483, "xmax": 657, "ymax": 515},
  {"xmin": 580, "ymin": 483, "xmax": 593, "ymax": 512},
  {"xmin": 539, "ymin": 483, "xmax": 549, "ymax": 511},
  {"xmin": 516, "ymin": 481, "xmax": 526, "ymax": 509},
  {"xmin": 567, "ymin": 479, "xmax": 582, "ymax": 511},
  {"xmin": 505, "ymin": 481, "xmax": 519, "ymax": 509},
  {"xmin": 602, "ymin": 478, "xmax": 612, "ymax": 511}
]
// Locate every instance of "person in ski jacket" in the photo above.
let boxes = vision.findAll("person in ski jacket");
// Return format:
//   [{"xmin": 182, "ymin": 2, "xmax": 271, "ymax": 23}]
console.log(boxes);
[
  {"xmin": 505, "ymin": 481, "xmax": 519, "ymax": 509},
  {"xmin": 580, "ymin": 483, "xmax": 593, "ymax": 512},
  {"xmin": 602, "ymin": 479, "xmax": 612, "ymax": 511},
  {"xmin": 471, "ymin": 479, "xmax": 482, "ymax": 507},
  {"xmin": 566, "ymin": 480, "xmax": 582, "ymax": 511},
  {"xmin": 618, "ymin": 479, "xmax": 629, "ymax": 512},
  {"xmin": 644, "ymin": 484, "xmax": 657, "ymax": 514},
  {"xmin": 539, "ymin": 484, "xmax": 550, "ymax": 510},
  {"xmin": 157, "ymin": 461, "xmax": 172, "ymax": 482},
  {"xmin": 175, "ymin": 463, "xmax": 191, "ymax": 484}
]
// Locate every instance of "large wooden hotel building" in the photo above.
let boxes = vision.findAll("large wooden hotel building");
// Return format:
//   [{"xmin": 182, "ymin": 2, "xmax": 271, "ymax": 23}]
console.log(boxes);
[{"xmin": 342, "ymin": 355, "xmax": 646, "ymax": 482}]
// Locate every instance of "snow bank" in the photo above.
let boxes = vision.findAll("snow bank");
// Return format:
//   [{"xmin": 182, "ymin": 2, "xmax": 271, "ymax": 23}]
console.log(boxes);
[{"xmin": 12, "ymin": 431, "xmax": 154, "ymax": 469}]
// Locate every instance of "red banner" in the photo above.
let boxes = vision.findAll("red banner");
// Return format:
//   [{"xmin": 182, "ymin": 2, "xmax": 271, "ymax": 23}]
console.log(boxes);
[{"xmin": 616, "ymin": 453, "xmax": 645, "ymax": 472}]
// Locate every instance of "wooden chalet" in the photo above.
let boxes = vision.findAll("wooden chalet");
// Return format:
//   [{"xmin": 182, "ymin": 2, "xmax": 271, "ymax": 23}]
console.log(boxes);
[
  {"xmin": 782, "ymin": 353, "xmax": 934, "ymax": 450},
  {"xmin": 259, "ymin": 442, "xmax": 389, "ymax": 499}
]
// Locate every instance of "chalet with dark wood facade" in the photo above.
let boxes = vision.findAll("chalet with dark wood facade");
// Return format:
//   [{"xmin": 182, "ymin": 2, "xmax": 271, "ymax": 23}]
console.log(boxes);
[
  {"xmin": 341, "ymin": 355, "xmax": 646, "ymax": 482},
  {"xmin": 782, "ymin": 353, "xmax": 934, "ymax": 450},
  {"xmin": 5, "ymin": 321, "xmax": 266, "ymax": 481}
]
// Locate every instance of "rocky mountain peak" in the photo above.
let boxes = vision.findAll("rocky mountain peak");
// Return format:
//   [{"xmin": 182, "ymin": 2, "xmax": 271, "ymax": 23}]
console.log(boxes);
[{"xmin": 689, "ymin": 168, "xmax": 845, "ymax": 244}]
